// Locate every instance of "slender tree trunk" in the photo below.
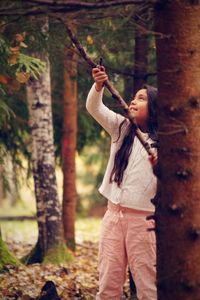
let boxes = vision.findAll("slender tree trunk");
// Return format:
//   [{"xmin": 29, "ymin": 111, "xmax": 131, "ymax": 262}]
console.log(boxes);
[
  {"xmin": 123, "ymin": 71, "xmax": 133, "ymax": 102},
  {"xmin": 25, "ymin": 18, "xmax": 65, "ymax": 264},
  {"xmin": 133, "ymin": 11, "xmax": 149, "ymax": 93},
  {"xmin": 62, "ymin": 41, "xmax": 78, "ymax": 251},
  {"xmin": 0, "ymin": 165, "xmax": 4, "ymax": 203},
  {"xmin": 154, "ymin": 2, "xmax": 200, "ymax": 299},
  {"xmin": 5, "ymin": 154, "xmax": 18, "ymax": 206}
]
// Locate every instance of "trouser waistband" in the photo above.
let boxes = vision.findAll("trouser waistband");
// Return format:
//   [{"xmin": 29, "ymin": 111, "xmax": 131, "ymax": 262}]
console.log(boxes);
[{"xmin": 107, "ymin": 200, "xmax": 151, "ymax": 215}]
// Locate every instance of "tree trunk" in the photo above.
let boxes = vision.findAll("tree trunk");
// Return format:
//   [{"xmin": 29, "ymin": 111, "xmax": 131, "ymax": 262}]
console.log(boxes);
[
  {"xmin": 62, "ymin": 41, "xmax": 78, "ymax": 251},
  {"xmin": 4, "ymin": 154, "xmax": 19, "ymax": 206},
  {"xmin": 133, "ymin": 10, "xmax": 149, "ymax": 93},
  {"xmin": 25, "ymin": 18, "xmax": 67, "ymax": 264},
  {"xmin": 0, "ymin": 165, "xmax": 4, "ymax": 203},
  {"xmin": 154, "ymin": 2, "xmax": 200, "ymax": 299}
]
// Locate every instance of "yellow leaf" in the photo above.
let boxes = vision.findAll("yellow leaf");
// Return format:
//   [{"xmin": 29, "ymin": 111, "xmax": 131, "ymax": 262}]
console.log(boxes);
[
  {"xmin": 20, "ymin": 41, "xmax": 28, "ymax": 48},
  {"xmin": 9, "ymin": 47, "xmax": 20, "ymax": 64},
  {"xmin": 10, "ymin": 46, "xmax": 20, "ymax": 54},
  {"xmin": 87, "ymin": 35, "xmax": 93, "ymax": 45},
  {"xmin": 16, "ymin": 72, "xmax": 30, "ymax": 83},
  {"xmin": 8, "ymin": 54, "xmax": 19, "ymax": 64}
]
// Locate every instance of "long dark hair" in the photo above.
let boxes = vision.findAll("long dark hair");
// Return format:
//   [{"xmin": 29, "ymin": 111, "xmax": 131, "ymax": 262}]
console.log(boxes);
[{"xmin": 109, "ymin": 84, "xmax": 158, "ymax": 187}]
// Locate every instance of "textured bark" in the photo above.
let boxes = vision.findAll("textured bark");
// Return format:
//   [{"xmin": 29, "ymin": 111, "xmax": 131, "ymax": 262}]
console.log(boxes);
[
  {"xmin": 155, "ymin": 1, "xmax": 200, "ymax": 299},
  {"xmin": 26, "ymin": 18, "xmax": 63, "ymax": 263},
  {"xmin": 62, "ymin": 41, "xmax": 78, "ymax": 250}
]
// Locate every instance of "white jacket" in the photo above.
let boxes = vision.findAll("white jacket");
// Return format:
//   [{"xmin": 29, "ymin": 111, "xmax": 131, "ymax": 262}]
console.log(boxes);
[{"xmin": 86, "ymin": 83, "xmax": 157, "ymax": 212}]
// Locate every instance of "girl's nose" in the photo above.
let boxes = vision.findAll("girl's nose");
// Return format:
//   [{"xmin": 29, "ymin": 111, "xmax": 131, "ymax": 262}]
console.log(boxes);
[{"xmin": 130, "ymin": 99, "xmax": 136, "ymax": 105}]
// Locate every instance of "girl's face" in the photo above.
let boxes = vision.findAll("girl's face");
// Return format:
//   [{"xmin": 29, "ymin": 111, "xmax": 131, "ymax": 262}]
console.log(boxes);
[{"xmin": 129, "ymin": 88, "xmax": 149, "ymax": 131}]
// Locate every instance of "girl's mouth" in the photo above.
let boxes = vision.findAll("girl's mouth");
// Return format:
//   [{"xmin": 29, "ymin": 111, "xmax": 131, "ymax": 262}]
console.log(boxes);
[{"xmin": 129, "ymin": 107, "xmax": 138, "ymax": 112}]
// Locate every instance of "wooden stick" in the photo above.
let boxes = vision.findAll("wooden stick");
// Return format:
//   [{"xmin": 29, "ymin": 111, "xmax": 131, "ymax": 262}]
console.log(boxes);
[{"xmin": 66, "ymin": 25, "xmax": 154, "ymax": 156}]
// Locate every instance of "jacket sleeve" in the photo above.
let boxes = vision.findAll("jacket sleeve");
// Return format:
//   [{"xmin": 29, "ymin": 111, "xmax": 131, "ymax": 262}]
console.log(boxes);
[{"xmin": 86, "ymin": 83, "xmax": 125, "ymax": 137}]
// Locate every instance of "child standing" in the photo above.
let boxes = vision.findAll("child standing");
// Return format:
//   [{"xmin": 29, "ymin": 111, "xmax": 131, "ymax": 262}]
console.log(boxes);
[{"xmin": 86, "ymin": 66, "xmax": 157, "ymax": 300}]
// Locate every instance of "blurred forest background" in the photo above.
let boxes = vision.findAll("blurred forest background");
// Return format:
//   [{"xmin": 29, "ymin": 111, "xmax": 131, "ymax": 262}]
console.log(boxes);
[
  {"xmin": 1, "ymin": 0, "xmax": 200, "ymax": 299},
  {"xmin": 0, "ymin": 2, "xmax": 157, "ymax": 217},
  {"xmin": 0, "ymin": 1, "xmax": 157, "ymax": 298}
]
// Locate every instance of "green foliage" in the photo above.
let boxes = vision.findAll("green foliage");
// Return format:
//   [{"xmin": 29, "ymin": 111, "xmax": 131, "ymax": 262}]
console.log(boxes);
[
  {"xmin": 0, "ymin": 35, "xmax": 10, "ymax": 70},
  {"xmin": 0, "ymin": 90, "xmax": 30, "ymax": 151},
  {"xmin": 0, "ymin": 96, "xmax": 14, "ymax": 127},
  {"xmin": 0, "ymin": 18, "xmax": 47, "ymax": 176},
  {"xmin": 17, "ymin": 53, "xmax": 46, "ymax": 79},
  {"xmin": 0, "ymin": 33, "xmax": 46, "ymax": 83}
]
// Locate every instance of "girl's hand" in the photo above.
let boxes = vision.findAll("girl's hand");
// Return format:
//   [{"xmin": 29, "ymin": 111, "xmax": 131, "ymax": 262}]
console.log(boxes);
[
  {"xmin": 92, "ymin": 66, "xmax": 108, "ymax": 92},
  {"xmin": 149, "ymin": 153, "xmax": 158, "ymax": 167}
]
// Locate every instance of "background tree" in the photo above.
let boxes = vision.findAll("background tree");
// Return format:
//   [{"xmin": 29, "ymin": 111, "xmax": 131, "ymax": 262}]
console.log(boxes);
[
  {"xmin": 0, "ymin": 21, "xmax": 51, "ymax": 269},
  {"xmin": 62, "ymin": 23, "xmax": 78, "ymax": 251},
  {"xmin": 25, "ymin": 17, "xmax": 70, "ymax": 264},
  {"xmin": 133, "ymin": 6, "xmax": 150, "ymax": 93},
  {"xmin": 154, "ymin": 1, "xmax": 200, "ymax": 299}
]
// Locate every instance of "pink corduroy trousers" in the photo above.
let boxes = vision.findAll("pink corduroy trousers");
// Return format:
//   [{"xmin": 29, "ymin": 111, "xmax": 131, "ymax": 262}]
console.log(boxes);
[{"xmin": 96, "ymin": 201, "xmax": 157, "ymax": 300}]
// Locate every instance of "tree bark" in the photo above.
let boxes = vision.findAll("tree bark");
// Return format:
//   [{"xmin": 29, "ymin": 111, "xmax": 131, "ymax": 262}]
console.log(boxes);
[
  {"xmin": 62, "ymin": 40, "xmax": 78, "ymax": 251},
  {"xmin": 154, "ymin": 1, "xmax": 200, "ymax": 299},
  {"xmin": 25, "ymin": 18, "xmax": 64, "ymax": 263}
]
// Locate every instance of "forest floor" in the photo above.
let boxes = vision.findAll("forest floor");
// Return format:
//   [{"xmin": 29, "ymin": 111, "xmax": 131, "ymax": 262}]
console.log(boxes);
[{"xmin": 0, "ymin": 217, "xmax": 133, "ymax": 300}]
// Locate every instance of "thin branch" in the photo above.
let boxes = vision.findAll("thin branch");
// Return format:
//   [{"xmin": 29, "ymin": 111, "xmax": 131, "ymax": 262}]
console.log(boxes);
[
  {"xmin": 107, "ymin": 66, "xmax": 157, "ymax": 79},
  {"xmin": 28, "ymin": 0, "xmax": 154, "ymax": 8},
  {"xmin": 65, "ymin": 24, "xmax": 155, "ymax": 156},
  {"xmin": 71, "ymin": 47, "xmax": 157, "ymax": 79},
  {"xmin": 0, "ymin": 0, "xmax": 157, "ymax": 16}
]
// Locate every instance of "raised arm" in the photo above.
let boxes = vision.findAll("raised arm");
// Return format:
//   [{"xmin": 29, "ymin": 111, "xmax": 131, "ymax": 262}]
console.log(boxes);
[{"xmin": 86, "ymin": 67, "xmax": 124, "ymax": 136}]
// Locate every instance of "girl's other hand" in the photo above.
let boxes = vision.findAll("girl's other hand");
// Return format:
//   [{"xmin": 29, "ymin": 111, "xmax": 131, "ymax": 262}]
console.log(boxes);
[
  {"xmin": 149, "ymin": 153, "xmax": 158, "ymax": 167},
  {"xmin": 92, "ymin": 66, "xmax": 108, "ymax": 92}
]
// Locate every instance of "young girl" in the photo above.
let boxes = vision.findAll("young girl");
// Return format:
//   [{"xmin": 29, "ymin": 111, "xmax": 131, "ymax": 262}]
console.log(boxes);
[{"xmin": 86, "ymin": 66, "xmax": 157, "ymax": 300}]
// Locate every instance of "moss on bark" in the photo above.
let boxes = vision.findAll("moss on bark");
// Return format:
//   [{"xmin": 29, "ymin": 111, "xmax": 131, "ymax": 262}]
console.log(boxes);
[
  {"xmin": 0, "ymin": 236, "xmax": 21, "ymax": 271},
  {"xmin": 43, "ymin": 242, "xmax": 74, "ymax": 265},
  {"xmin": 21, "ymin": 240, "xmax": 73, "ymax": 265}
]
